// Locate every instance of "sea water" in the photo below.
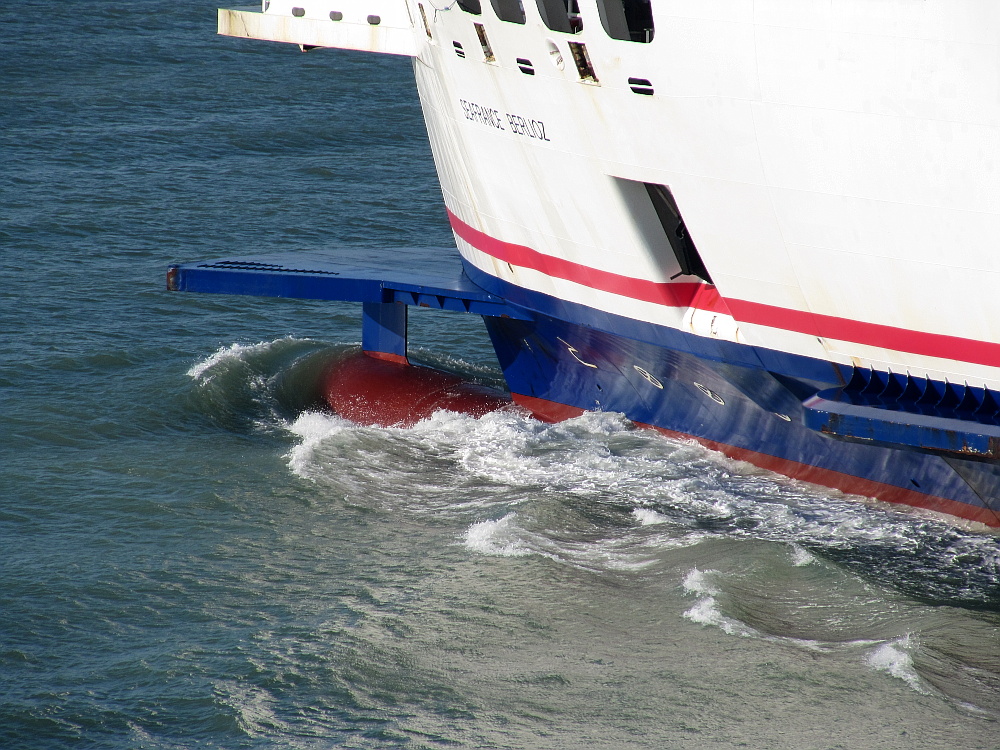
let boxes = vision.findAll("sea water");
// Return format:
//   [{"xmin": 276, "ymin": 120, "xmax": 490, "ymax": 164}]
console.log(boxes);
[{"xmin": 1, "ymin": 2, "xmax": 998, "ymax": 748}]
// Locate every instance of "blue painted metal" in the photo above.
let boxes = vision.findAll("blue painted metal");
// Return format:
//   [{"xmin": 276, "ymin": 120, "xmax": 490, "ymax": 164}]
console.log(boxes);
[
  {"xmin": 362, "ymin": 302, "xmax": 407, "ymax": 359},
  {"xmin": 462, "ymin": 258, "xmax": 1000, "ymax": 463},
  {"xmin": 460, "ymin": 259, "xmax": 845, "ymax": 385},
  {"xmin": 166, "ymin": 255, "xmax": 531, "ymax": 320},
  {"xmin": 802, "ymin": 376, "xmax": 1000, "ymax": 459},
  {"xmin": 483, "ymin": 313, "xmax": 1000, "ymax": 520}
]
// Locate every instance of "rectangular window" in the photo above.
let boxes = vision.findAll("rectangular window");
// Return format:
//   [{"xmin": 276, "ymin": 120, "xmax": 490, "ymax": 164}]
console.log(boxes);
[
  {"xmin": 536, "ymin": 0, "xmax": 582, "ymax": 33},
  {"xmin": 490, "ymin": 0, "xmax": 526, "ymax": 23},
  {"xmin": 596, "ymin": 0, "xmax": 653, "ymax": 42}
]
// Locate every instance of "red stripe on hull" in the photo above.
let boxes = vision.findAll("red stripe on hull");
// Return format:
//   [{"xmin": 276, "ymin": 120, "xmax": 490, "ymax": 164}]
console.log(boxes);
[
  {"xmin": 512, "ymin": 393, "xmax": 1000, "ymax": 528},
  {"xmin": 447, "ymin": 209, "xmax": 730, "ymax": 313},
  {"xmin": 512, "ymin": 393, "xmax": 587, "ymax": 423},
  {"xmin": 726, "ymin": 299, "xmax": 1000, "ymax": 370},
  {"xmin": 364, "ymin": 350, "xmax": 409, "ymax": 365},
  {"xmin": 449, "ymin": 209, "xmax": 1000, "ymax": 369}
]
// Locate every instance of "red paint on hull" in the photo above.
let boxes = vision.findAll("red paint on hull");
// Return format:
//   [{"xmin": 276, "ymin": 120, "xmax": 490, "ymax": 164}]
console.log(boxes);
[
  {"xmin": 321, "ymin": 351, "xmax": 511, "ymax": 427},
  {"xmin": 364, "ymin": 350, "xmax": 409, "ymax": 365},
  {"xmin": 512, "ymin": 393, "xmax": 587, "ymax": 423}
]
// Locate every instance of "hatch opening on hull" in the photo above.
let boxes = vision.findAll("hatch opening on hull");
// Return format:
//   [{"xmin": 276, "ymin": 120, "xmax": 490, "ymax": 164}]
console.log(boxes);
[
  {"xmin": 644, "ymin": 182, "xmax": 713, "ymax": 284},
  {"xmin": 596, "ymin": 0, "xmax": 653, "ymax": 42},
  {"xmin": 418, "ymin": 4, "xmax": 432, "ymax": 38},
  {"xmin": 474, "ymin": 23, "xmax": 495, "ymax": 61},
  {"xmin": 457, "ymin": 0, "xmax": 481, "ymax": 13},
  {"xmin": 567, "ymin": 42, "xmax": 598, "ymax": 82}
]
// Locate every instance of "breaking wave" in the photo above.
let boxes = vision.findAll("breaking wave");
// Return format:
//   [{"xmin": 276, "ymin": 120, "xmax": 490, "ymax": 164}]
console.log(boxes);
[
  {"xmin": 187, "ymin": 341, "xmax": 267, "ymax": 381},
  {"xmin": 864, "ymin": 636, "xmax": 926, "ymax": 693},
  {"xmin": 463, "ymin": 513, "xmax": 532, "ymax": 557},
  {"xmin": 185, "ymin": 337, "xmax": 341, "ymax": 433},
  {"xmin": 682, "ymin": 567, "xmax": 758, "ymax": 637}
]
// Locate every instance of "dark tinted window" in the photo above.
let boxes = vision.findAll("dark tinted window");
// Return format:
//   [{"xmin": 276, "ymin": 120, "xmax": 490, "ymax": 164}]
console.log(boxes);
[
  {"xmin": 537, "ymin": 0, "xmax": 582, "ymax": 33},
  {"xmin": 491, "ymin": 0, "xmax": 526, "ymax": 23},
  {"xmin": 596, "ymin": 0, "xmax": 653, "ymax": 42}
]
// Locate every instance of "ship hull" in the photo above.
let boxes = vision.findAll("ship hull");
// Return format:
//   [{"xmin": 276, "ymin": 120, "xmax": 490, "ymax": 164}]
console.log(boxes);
[{"xmin": 473, "ymin": 266, "xmax": 1000, "ymax": 527}]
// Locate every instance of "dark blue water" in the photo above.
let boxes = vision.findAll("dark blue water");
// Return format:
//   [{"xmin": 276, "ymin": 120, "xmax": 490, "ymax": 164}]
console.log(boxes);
[{"xmin": 2, "ymin": 2, "xmax": 999, "ymax": 748}]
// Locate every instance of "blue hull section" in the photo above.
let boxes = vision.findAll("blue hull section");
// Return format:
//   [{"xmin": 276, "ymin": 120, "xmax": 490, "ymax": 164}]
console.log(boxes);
[{"xmin": 468, "ymin": 268, "xmax": 1000, "ymax": 527}]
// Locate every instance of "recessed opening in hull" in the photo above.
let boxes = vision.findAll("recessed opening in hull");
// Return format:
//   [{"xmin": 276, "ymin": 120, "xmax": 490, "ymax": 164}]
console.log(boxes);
[
  {"xmin": 611, "ymin": 178, "xmax": 714, "ymax": 284},
  {"xmin": 567, "ymin": 41, "xmax": 598, "ymax": 82},
  {"xmin": 643, "ymin": 182, "xmax": 712, "ymax": 284},
  {"xmin": 474, "ymin": 22, "xmax": 495, "ymax": 61}
]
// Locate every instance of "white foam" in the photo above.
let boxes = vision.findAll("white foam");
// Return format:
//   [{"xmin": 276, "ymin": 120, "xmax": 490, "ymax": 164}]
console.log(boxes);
[
  {"xmin": 790, "ymin": 544, "xmax": 816, "ymax": 566},
  {"xmin": 681, "ymin": 568, "xmax": 758, "ymax": 637},
  {"xmin": 408, "ymin": 405, "xmax": 495, "ymax": 436},
  {"xmin": 463, "ymin": 513, "xmax": 530, "ymax": 557},
  {"xmin": 682, "ymin": 567, "xmax": 720, "ymax": 597},
  {"xmin": 864, "ymin": 635, "xmax": 927, "ymax": 693},
  {"xmin": 447, "ymin": 410, "xmax": 635, "ymax": 487},
  {"xmin": 285, "ymin": 410, "xmax": 353, "ymax": 479},
  {"xmin": 632, "ymin": 508, "xmax": 668, "ymax": 526},
  {"xmin": 187, "ymin": 341, "xmax": 265, "ymax": 380},
  {"xmin": 682, "ymin": 596, "xmax": 757, "ymax": 637}
]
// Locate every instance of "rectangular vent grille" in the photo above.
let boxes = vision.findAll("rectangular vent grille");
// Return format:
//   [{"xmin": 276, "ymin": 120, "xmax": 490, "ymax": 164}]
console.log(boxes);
[
  {"xmin": 453, "ymin": 41, "xmax": 466, "ymax": 58},
  {"xmin": 628, "ymin": 77, "xmax": 653, "ymax": 95},
  {"xmin": 516, "ymin": 58, "xmax": 535, "ymax": 75}
]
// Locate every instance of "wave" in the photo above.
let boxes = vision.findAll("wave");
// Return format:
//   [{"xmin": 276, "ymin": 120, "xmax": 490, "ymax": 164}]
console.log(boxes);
[
  {"xmin": 188, "ymin": 338, "xmax": 1000, "ymax": 715},
  {"xmin": 864, "ymin": 635, "xmax": 927, "ymax": 694},
  {"xmin": 463, "ymin": 513, "xmax": 533, "ymax": 558},
  {"xmin": 680, "ymin": 566, "xmax": 940, "ymax": 698},
  {"xmin": 283, "ymin": 387, "xmax": 1000, "ymax": 605},
  {"xmin": 184, "ymin": 337, "xmax": 340, "ymax": 433}
]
